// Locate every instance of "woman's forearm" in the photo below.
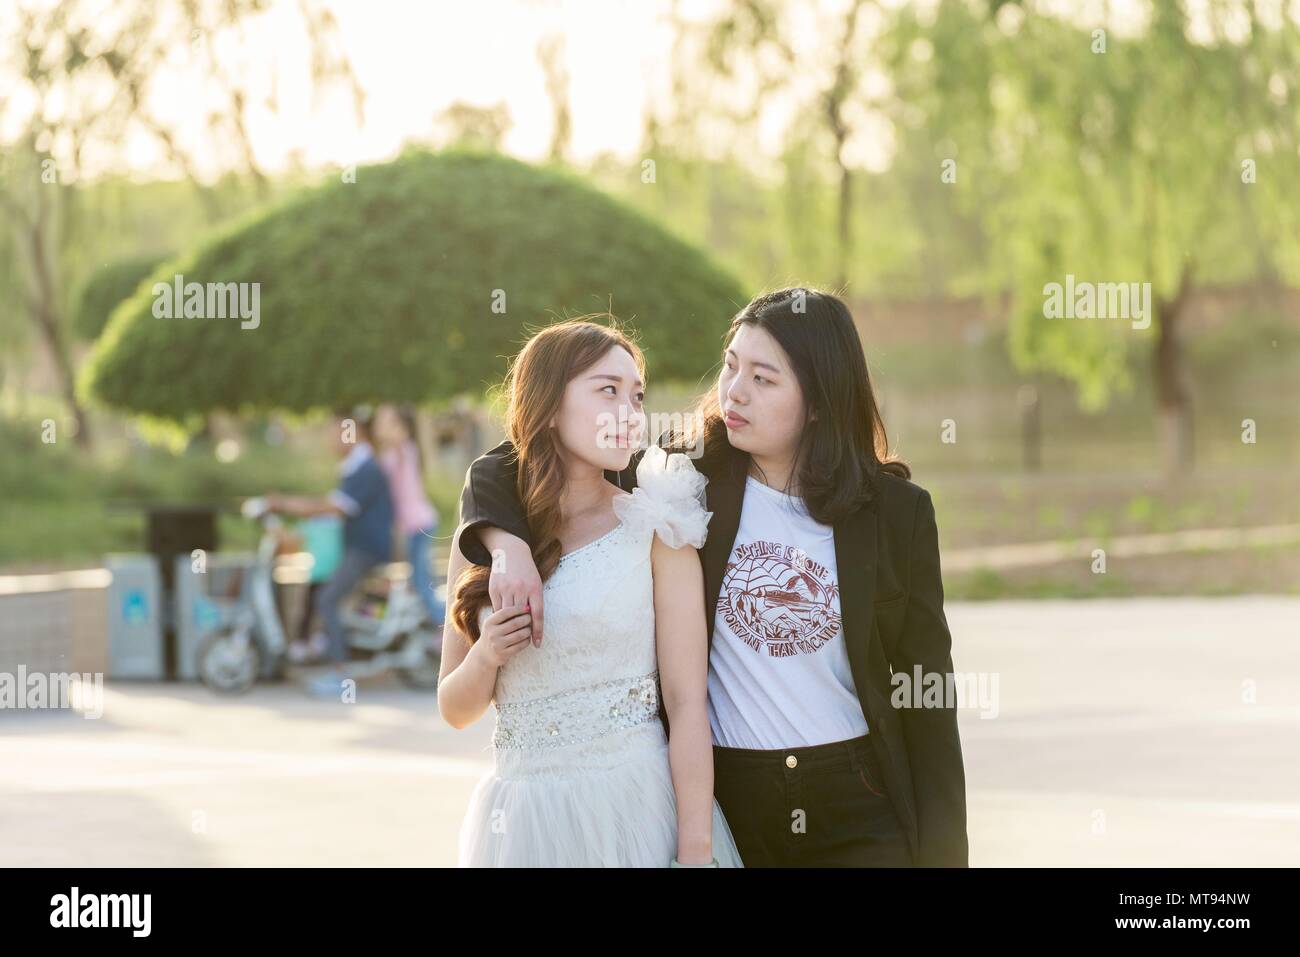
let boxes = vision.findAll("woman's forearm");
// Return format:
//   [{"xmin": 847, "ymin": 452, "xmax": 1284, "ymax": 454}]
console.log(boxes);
[
  {"xmin": 437, "ymin": 641, "xmax": 500, "ymax": 729},
  {"xmin": 272, "ymin": 494, "xmax": 341, "ymax": 518},
  {"xmin": 664, "ymin": 699, "xmax": 716, "ymax": 863},
  {"xmin": 479, "ymin": 526, "xmax": 528, "ymax": 559},
  {"xmin": 458, "ymin": 441, "xmax": 533, "ymax": 566}
]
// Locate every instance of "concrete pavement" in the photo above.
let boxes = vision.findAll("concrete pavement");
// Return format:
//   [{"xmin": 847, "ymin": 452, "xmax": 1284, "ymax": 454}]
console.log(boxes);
[{"xmin": 1, "ymin": 596, "xmax": 1296, "ymax": 866}]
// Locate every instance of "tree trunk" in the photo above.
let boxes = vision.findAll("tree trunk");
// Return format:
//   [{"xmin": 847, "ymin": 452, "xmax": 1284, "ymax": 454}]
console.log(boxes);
[
  {"xmin": 836, "ymin": 161, "xmax": 852, "ymax": 289},
  {"xmin": 24, "ymin": 203, "xmax": 91, "ymax": 449},
  {"xmin": 30, "ymin": 298, "xmax": 91, "ymax": 448},
  {"xmin": 1153, "ymin": 278, "xmax": 1193, "ymax": 476},
  {"xmin": 825, "ymin": 0, "xmax": 864, "ymax": 290}
]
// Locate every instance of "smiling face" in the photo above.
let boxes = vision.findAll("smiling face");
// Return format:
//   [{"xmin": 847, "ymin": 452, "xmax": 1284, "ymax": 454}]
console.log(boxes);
[
  {"xmin": 717, "ymin": 322, "xmax": 807, "ymax": 465},
  {"xmin": 550, "ymin": 344, "xmax": 646, "ymax": 474}
]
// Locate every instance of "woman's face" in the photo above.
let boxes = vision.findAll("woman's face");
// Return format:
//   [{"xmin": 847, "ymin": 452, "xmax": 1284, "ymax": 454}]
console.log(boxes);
[
  {"xmin": 551, "ymin": 345, "xmax": 646, "ymax": 474},
  {"xmin": 717, "ymin": 322, "xmax": 807, "ymax": 464},
  {"xmin": 372, "ymin": 404, "xmax": 407, "ymax": 448}
]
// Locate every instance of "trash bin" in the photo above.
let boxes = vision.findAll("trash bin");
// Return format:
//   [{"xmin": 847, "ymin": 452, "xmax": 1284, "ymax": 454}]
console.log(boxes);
[
  {"xmin": 146, "ymin": 506, "xmax": 219, "ymax": 679},
  {"xmin": 147, "ymin": 506, "xmax": 219, "ymax": 591},
  {"xmin": 173, "ymin": 552, "xmax": 256, "ymax": 680},
  {"xmin": 105, "ymin": 554, "xmax": 164, "ymax": 679}
]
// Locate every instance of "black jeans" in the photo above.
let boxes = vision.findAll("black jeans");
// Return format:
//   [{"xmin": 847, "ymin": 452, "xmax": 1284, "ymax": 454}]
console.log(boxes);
[{"xmin": 713, "ymin": 733, "xmax": 913, "ymax": 867}]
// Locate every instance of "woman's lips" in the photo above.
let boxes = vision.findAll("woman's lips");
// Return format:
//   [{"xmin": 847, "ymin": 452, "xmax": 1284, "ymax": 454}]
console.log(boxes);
[{"xmin": 724, "ymin": 411, "xmax": 749, "ymax": 429}]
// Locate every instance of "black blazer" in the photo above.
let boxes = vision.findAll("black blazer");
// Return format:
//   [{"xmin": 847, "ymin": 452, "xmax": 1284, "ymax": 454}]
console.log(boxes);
[{"xmin": 456, "ymin": 438, "xmax": 969, "ymax": 867}]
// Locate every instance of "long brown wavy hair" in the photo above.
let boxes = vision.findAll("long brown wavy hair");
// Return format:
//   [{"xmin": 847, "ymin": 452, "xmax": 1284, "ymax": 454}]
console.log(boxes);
[
  {"xmin": 450, "ymin": 317, "xmax": 646, "ymax": 642},
  {"xmin": 670, "ymin": 287, "xmax": 909, "ymax": 526}
]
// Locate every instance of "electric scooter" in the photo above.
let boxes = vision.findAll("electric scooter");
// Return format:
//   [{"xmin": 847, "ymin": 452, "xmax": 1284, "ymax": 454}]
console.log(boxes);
[{"xmin": 196, "ymin": 497, "xmax": 442, "ymax": 694}]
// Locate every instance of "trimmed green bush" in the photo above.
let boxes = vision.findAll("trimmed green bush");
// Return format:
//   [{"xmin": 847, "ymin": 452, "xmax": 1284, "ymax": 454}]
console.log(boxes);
[
  {"xmin": 72, "ymin": 253, "xmax": 169, "ymax": 340},
  {"xmin": 82, "ymin": 150, "xmax": 747, "ymax": 418}
]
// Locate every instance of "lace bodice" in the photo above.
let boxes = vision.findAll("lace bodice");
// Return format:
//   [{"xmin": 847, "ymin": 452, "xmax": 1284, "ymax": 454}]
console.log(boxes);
[{"xmin": 490, "ymin": 446, "xmax": 711, "ymax": 755}]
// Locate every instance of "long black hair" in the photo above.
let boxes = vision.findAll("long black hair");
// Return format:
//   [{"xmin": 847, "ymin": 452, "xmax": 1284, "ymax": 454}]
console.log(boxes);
[{"xmin": 680, "ymin": 287, "xmax": 909, "ymax": 525}]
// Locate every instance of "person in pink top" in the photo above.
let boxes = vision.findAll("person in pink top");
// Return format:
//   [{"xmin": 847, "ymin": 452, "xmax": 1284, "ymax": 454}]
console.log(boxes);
[{"xmin": 374, "ymin": 404, "xmax": 445, "ymax": 641}]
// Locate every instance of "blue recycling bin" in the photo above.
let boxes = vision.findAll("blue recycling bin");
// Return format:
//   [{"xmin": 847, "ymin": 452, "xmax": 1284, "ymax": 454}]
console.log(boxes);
[{"xmin": 105, "ymin": 554, "xmax": 164, "ymax": 679}]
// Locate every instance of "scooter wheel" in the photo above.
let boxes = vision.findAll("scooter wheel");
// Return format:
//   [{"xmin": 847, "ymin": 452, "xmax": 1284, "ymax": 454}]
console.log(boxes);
[{"xmin": 197, "ymin": 626, "xmax": 262, "ymax": 694}]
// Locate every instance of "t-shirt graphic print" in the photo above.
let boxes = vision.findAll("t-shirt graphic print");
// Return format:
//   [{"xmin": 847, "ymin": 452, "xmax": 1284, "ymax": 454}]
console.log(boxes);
[{"xmin": 719, "ymin": 540, "xmax": 842, "ymax": 657}]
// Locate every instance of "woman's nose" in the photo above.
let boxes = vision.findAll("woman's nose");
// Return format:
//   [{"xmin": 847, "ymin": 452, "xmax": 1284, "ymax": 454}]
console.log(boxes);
[{"xmin": 629, "ymin": 408, "xmax": 647, "ymax": 438}]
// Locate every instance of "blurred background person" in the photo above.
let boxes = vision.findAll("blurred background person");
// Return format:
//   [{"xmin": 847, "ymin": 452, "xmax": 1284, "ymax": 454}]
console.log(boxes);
[
  {"xmin": 374, "ymin": 404, "xmax": 445, "ymax": 651},
  {"xmin": 267, "ymin": 408, "xmax": 395, "ymax": 696},
  {"xmin": 282, "ymin": 511, "xmax": 344, "ymax": 664}
]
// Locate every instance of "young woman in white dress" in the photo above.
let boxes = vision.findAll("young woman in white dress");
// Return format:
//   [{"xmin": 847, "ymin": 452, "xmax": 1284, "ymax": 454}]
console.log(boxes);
[{"xmin": 437, "ymin": 318, "xmax": 744, "ymax": 867}]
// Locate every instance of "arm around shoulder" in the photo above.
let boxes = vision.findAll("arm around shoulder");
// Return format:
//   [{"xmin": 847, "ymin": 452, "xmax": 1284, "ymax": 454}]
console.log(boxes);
[{"xmin": 457, "ymin": 440, "xmax": 533, "ymax": 566}]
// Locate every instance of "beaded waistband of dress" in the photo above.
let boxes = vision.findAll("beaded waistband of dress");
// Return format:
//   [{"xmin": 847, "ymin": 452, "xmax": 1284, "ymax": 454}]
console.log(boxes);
[{"xmin": 492, "ymin": 671, "xmax": 660, "ymax": 751}]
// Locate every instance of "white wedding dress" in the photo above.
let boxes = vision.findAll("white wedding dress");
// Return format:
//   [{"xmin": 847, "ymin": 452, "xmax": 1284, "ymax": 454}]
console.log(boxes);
[{"xmin": 458, "ymin": 446, "xmax": 745, "ymax": 867}]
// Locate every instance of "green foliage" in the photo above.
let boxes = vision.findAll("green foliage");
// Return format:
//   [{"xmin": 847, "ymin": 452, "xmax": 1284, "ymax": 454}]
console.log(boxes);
[
  {"xmin": 881, "ymin": 1, "xmax": 1300, "ymax": 410},
  {"xmin": 0, "ymin": 410, "xmax": 323, "ymax": 567},
  {"xmin": 0, "ymin": 405, "xmax": 467, "ymax": 569},
  {"xmin": 71, "ymin": 253, "xmax": 169, "ymax": 340},
  {"xmin": 81, "ymin": 150, "xmax": 747, "ymax": 419}
]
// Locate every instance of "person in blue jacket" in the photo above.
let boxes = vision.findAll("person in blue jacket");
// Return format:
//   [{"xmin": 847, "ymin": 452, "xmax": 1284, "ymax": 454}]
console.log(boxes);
[{"xmin": 268, "ymin": 407, "xmax": 394, "ymax": 698}]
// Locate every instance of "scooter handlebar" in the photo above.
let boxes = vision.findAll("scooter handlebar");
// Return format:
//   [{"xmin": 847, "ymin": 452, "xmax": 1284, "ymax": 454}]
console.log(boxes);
[
  {"xmin": 241, "ymin": 497, "xmax": 283, "ymax": 529},
  {"xmin": 241, "ymin": 496, "xmax": 270, "ymax": 519}
]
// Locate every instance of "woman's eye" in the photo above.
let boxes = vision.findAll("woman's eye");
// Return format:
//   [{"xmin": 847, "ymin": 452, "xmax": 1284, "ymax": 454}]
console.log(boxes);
[
  {"xmin": 601, "ymin": 385, "xmax": 617, "ymax": 395},
  {"xmin": 634, "ymin": 391, "xmax": 645, "ymax": 403},
  {"xmin": 754, "ymin": 375, "xmax": 768, "ymax": 385}
]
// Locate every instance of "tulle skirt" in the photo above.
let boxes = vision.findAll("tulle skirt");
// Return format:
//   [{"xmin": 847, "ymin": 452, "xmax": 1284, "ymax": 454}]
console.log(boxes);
[{"xmin": 458, "ymin": 720, "xmax": 744, "ymax": 867}]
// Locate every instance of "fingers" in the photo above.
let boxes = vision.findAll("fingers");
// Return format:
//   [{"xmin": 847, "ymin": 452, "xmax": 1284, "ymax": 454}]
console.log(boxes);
[
  {"xmin": 485, "ymin": 604, "xmax": 531, "ymax": 629},
  {"xmin": 491, "ymin": 622, "xmax": 533, "ymax": 663},
  {"xmin": 488, "ymin": 579, "xmax": 526, "ymax": 613},
  {"xmin": 529, "ymin": 583, "xmax": 545, "ymax": 647},
  {"xmin": 498, "ymin": 624, "xmax": 533, "ymax": 648},
  {"xmin": 489, "ymin": 574, "xmax": 530, "ymax": 614}
]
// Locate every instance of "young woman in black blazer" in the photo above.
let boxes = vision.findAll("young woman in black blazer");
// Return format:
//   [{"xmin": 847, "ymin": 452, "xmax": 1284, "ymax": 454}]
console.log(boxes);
[{"xmin": 455, "ymin": 288, "xmax": 969, "ymax": 867}]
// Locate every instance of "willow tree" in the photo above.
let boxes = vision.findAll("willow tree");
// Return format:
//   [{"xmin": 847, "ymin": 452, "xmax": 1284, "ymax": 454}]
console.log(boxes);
[
  {"xmin": 882, "ymin": 0, "xmax": 1300, "ymax": 473},
  {"xmin": 1, "ymin": 0, "xmax": 361, "ymax": 447},
  {"xmin": 81, "ymin": 150, "xmax": 747, "ymax": 419}
]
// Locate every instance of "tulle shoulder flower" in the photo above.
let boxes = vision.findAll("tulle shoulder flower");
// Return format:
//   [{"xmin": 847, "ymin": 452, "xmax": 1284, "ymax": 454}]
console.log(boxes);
[{"xmin": 611, "ymin": 444, "xmax": 712, "ymax": 549}]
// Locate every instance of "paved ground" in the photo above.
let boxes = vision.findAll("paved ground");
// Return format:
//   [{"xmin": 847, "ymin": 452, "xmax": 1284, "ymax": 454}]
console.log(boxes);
[{"xmin": 1, "ymin": 596, "xmax": 1296, "ymax": 866}]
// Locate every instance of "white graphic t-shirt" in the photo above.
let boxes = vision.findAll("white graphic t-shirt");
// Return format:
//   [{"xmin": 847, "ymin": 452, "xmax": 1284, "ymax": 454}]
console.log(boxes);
[{"xmin": 707, "ymin": 475, "xmax": 869, "ymax": 749}]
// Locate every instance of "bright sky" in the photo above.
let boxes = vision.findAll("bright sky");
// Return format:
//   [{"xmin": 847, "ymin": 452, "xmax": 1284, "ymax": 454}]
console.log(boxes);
[
  {"xmin": 241, "ymin": 0, "xmax": 675, "ymax": 170},
  {"xmin": 6, "ymin": 0, "xmax": 903, "ymax": 180},
  {"xmin": 18, "ymin": 0, "xmax": 686, "ymax": 181},
  {"xmin": 2, "ymin": 0, "xmax": 1243, "ymax": 183}
]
